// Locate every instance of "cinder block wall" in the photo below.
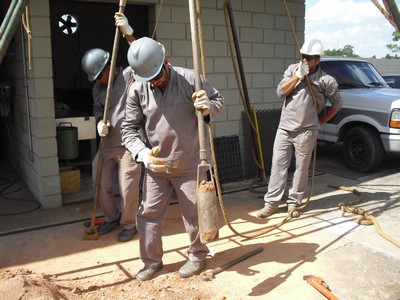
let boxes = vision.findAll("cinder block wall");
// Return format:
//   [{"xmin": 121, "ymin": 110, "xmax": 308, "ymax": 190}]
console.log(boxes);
[
  {"xmin": 152, "ymin": 0, "xmax": 304, "ymax": 138},
  {"xmin": 1, "ymin": 0, "xmax": 304, "ymax": 208},
  {"xmin": 2, "ymin": 0, "xmax": 61, "ymax": 208},
  {"xmin": 363, "ymin": 58, "xmax": 400, "ymax": 75},
  {"xmin": 150, "ymin": 0, "xmax": 305, "ymax": 137},
  {"xmin": 151, "ymin": 0, "xmax": 304, "ymax": 180}
]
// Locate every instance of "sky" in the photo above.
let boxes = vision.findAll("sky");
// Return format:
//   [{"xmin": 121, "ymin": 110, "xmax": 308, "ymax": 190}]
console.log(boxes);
[{"xmin": 305, "ymin": 0, "xmax": 400, "ymax": 58}]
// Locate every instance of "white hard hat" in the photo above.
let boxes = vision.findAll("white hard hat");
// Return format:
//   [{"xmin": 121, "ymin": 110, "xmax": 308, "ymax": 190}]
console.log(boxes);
[
  {"xmin": 127, "ymin": 37, "xmax": 165, "ymax": 82},
  {"xmin": 300, "ymin": 39, "xmax": 324, "ymax": 56},
  {"xmin": 81, "ymin": 48, "xmax": 110, "ymax": 81}
]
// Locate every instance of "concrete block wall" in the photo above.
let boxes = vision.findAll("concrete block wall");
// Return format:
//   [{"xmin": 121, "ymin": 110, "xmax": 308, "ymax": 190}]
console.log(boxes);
[
  {"xmin": 363, "ymin": 58, "xmax": 400, "ymax": 76},
  {"xmin": 2, "ymin": 0, "xmax": 61, "ymax": 208},
  {"xmin": 150, "ymin": 0, "xmax": 305, "ymax": 174},
  {"xmin": 1, "ymin": 0, "xmax": 304, "ymax": 207}
]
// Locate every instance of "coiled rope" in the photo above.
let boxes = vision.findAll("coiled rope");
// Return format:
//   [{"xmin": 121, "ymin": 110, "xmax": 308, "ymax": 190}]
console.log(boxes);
[
  {"xmin": 195, "ymin": 0, "xmax": 399, "ymax": 248},
  {"xmin": 330, "ymin": 185, "xmax": 400, "ymax": 248}
]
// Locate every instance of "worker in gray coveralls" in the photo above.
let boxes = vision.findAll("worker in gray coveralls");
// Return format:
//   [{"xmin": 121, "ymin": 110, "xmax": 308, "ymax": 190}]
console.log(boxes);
[
  {"xmin": 257, "ymin": 39, "xmax": 343, "ymax": 219},
  {"xmin": 121, "ymin": 37, "xmax": 224, "ymax": 281},
  {"xmin": 81, "ymin": 48, "xmax": 141, "ymax": 242}
]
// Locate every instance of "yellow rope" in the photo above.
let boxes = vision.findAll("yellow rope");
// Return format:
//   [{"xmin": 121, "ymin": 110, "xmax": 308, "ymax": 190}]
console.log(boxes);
[
  {"xmin": 21, "ymin": 4, "xmax": 32, "ymax": 70},
  {"xmin": 190, "ymin": 0, "xmax": 306, "ymax": 239},
  {"xmin": 194, "ymin": 1, "xmax": 399, "ymax": 247},
  {"xmin": 223, "ymin": 1, "xmax": 266, "ymax": 186},
  {"xmin": 330, "ymin": 186, "xmax": 400, "ymax": 248},
  {"xmin": 151, "ymin": 0, "xmax": 164, "ymax": 39}
]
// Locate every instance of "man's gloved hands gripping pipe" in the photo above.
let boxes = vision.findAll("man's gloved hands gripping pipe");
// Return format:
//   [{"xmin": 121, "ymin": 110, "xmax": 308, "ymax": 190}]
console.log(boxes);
[
  {"xmin": 192, "ymin": 89, "xmax": 210, "ymax": 116},
  {"xmin": 136, "ymin": 146, "xmax": 166, "ymax": 173},
  {"xmin": 97, "ymin": 119, "xmax": 110, "ymax": 137},
  {"xmin": 114, "ymin": 12, "xmax": 133, "ymax": 37}
]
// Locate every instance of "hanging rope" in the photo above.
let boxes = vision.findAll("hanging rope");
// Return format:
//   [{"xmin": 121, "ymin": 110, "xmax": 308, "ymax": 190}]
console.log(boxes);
[
  {"xmin": 188, "ymin": 0, "xmax": 304, "ymax": 239},
  {"xmin": 190, "ymin": 0, "xmax": 400, "ymax": 245},
  {"xmin": 223, "ymin": 1, "xmax": 266, "ymax": 185},
  {"xmin": 151, "ymin": 0, "xmax": 164, "ymax": 39},
  {"xmin": 21, "ymin": 4, "xmax": 32, "ymax": 70}
]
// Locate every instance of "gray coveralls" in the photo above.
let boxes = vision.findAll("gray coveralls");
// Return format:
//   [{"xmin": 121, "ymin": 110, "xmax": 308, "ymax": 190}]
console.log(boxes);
[
  {"xmin": 121, "ymin": 65, "xmax": 224, "ymax": 268},
  {"xmin": 92, "ymin": 66, "xmax": 141, "ymax": 229},
  {"xmin": 264, "ymin": 63, "xmax": 343, "ymax": 206}
]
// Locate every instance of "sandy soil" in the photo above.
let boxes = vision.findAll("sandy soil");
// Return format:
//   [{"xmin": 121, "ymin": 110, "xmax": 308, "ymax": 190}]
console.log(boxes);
[{"xmin": 0, "ymin": 267, "xmax": 218, "ymax": 300}]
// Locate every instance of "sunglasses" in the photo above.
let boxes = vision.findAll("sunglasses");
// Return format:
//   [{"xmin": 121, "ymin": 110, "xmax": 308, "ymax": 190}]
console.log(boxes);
[
  {"xmin": 149, "ymin": 65, "xmax": 165, "ymax": 82},
  {"xmin": 302, "ymin": 54, "xmax": 319, "ymax": 61}
]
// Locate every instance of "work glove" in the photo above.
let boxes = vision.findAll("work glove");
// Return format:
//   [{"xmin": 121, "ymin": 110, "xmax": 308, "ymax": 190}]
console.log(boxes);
[
  {"xmin": 192, "ymin": 89, "xmax": 210, "ymax": 116},
  {"xmin": 97, "ymin": 119, "xmax": 110, "ymax": 137},
  {"xmin": 114, "ymin": 12, "xmax": 133, "ymax": 36},
  {"xmin": 295, "ymin": 61, "xmax": 309, "ymax": 80},
  {"xmin": 137, "ymin": 146, "xmax": 166, "ymax": 173}
]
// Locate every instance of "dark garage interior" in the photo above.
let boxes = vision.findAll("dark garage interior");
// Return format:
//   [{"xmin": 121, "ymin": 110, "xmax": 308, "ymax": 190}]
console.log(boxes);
[{"xmin": 50, "ymin": 1, "xmax": 149, "ymax": 202}]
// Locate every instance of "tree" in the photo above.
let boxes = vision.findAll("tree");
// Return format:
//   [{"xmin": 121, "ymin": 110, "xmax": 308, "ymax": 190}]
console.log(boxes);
[
  {"xmin": 386, "ymin": 31, "xmax": 400, "ymax": 54},
  {"xmin": 324, "ymin": 45, "xmax": 359, "ymax": 57},
  {"xmin": 371, "ymin": 0, "xmax": 400, "ymax": 32}
]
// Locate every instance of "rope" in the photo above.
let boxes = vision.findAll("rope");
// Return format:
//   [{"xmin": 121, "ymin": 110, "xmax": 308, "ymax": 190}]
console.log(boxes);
[
  {"xmin": 151, "ymin": 0, "xmax": 164, "ymax": 39},
  {"xmin": 21, "ymin": 4, "xmax": 32, "ymax": 70},
  {"xmin": 284, "ymin": 0, "xmax": 398, "ymax": 249},
  {"xmin": 223, "ymin": 0, "xmax": 267, "ymax": 183},
  {"xmin": 189, "ymin": 0, "xmax": 305, "ymax": 239},
  {"xmin": 330, "ymin": 185, "xmax": 400, "ymax": 248},
  {"xmin": 194, "ymin": 0, "xmax": 400, "ymax": 247},
  {"xmin": 223, "ymin": 2, "xmax": 255, "ymax": 133}
]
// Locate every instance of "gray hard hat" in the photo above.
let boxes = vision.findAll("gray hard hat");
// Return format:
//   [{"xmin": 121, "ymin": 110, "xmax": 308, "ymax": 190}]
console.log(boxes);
[
  {"xmin": 127, "ymin": 37, "xmax": 165, "ymax": 82},
  {"xmin": 81, "ymin": 48, "xmax": 110, "ymax": 81}
]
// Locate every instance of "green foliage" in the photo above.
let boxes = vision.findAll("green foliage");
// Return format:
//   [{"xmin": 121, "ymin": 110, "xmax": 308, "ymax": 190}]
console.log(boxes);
[
  {"xmin": 385, "ymin": 31, "xmax": 400, "ymax": 58},
  {"xmin": 324, "ymin": 44, "xmax": 359, "ymax": 57}
]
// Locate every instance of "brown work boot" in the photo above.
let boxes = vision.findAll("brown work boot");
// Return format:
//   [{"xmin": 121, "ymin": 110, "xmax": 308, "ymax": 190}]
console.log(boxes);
[
  {"xmin": 256, "ymin": 204, "xmax": 279, "ymax": 218},
  {"xmin": 287, "ymin": 204, "xmax": 300, "ymax": 218}
]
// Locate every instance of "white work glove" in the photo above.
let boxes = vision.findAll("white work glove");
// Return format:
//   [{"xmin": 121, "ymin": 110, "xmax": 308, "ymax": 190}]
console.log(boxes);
[
  {"xmin": 295, "ymin": 61, "xmax": 309, "ymax": 80},
  {"xmin": 137, "ymin": 146, "xmax": 166, "ymax": 173},
  {"xmin": 114, "ymin": 12, "xmax": 133, "ymax": 36},
  {"xmin": 97, "ymin": 120, "xmax": 110, "ymax": 137},
  {"xmin": 192, "ymin": 89, "xmax": 210, "ymax": 116}
]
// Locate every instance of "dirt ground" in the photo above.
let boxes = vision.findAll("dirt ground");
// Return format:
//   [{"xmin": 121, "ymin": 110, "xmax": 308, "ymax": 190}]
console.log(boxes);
[
  {"xmin": 0, "ymin": 200, "xmax": 266, "ymax": 300},
  {"xmin": 1, "ymin": 155, "xmax": 400, "ymax": 299},
  {"xmin": 0, "ymin": 267, "xmax": 217, "ymax": 300}
]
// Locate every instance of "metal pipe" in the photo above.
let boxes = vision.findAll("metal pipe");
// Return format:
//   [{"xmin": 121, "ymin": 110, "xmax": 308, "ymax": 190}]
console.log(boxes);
[
  {"xmin": 0, "ymin": 0, "xmax": 29, "ymax": 65},
  {"xmin": 84, "ymin": 0, "xmax": 127, "ymax": 240},
  {"xmin": 225, "ymin": 1, "xmax": 265, "ymax": 181},
  {"xmin": 0, "ymin": 0, "xmax": 18, "ymax": 39},
  {"xmin": 188, "ymin": 0, "xmax": 207, "ymax": 165}
]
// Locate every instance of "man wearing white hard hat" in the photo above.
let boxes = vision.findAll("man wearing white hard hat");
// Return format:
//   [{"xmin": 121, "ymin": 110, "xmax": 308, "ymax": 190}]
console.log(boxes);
[{"xmin": 257, "ymin": 39, "xmax": 343, "ymax": 219}]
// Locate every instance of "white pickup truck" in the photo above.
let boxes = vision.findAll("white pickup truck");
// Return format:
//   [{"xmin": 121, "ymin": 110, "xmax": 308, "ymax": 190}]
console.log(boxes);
[{"xmin": 318, "ymin": 58, "xmax": 400, "ymax": 172}]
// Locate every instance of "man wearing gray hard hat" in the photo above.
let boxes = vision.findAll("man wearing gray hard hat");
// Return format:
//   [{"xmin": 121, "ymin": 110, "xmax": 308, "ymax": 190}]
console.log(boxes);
[
  {"xmin": 81, "ymin": 47, "xmax": 141, "ymax": 243},
  {"xmin": 121, "ymin": 36, "xmax": 224, "ymax": 281}
]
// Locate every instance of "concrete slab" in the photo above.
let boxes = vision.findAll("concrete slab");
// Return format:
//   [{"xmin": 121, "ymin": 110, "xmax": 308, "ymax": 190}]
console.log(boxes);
[{"xmin": 0, "ymin": 143, "xmax": 400, "ymax": 299}]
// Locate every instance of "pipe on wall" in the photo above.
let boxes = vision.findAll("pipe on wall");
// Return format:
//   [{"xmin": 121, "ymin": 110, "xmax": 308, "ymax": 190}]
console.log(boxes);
[{"xmin": 0, "ymin": 0, "xmax": 28, "ymax": 65}]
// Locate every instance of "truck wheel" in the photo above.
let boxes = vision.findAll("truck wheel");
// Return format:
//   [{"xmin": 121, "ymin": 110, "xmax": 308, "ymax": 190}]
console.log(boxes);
[{"xmin": 342, "ymin": 126, "xmax": 384, "ymax": 172}]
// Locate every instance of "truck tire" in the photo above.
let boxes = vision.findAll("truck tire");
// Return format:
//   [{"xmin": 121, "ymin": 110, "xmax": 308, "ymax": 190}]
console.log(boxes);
[{"xmin": 342, "ymin": 126, "xmax": 384, "ymax": 172}]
